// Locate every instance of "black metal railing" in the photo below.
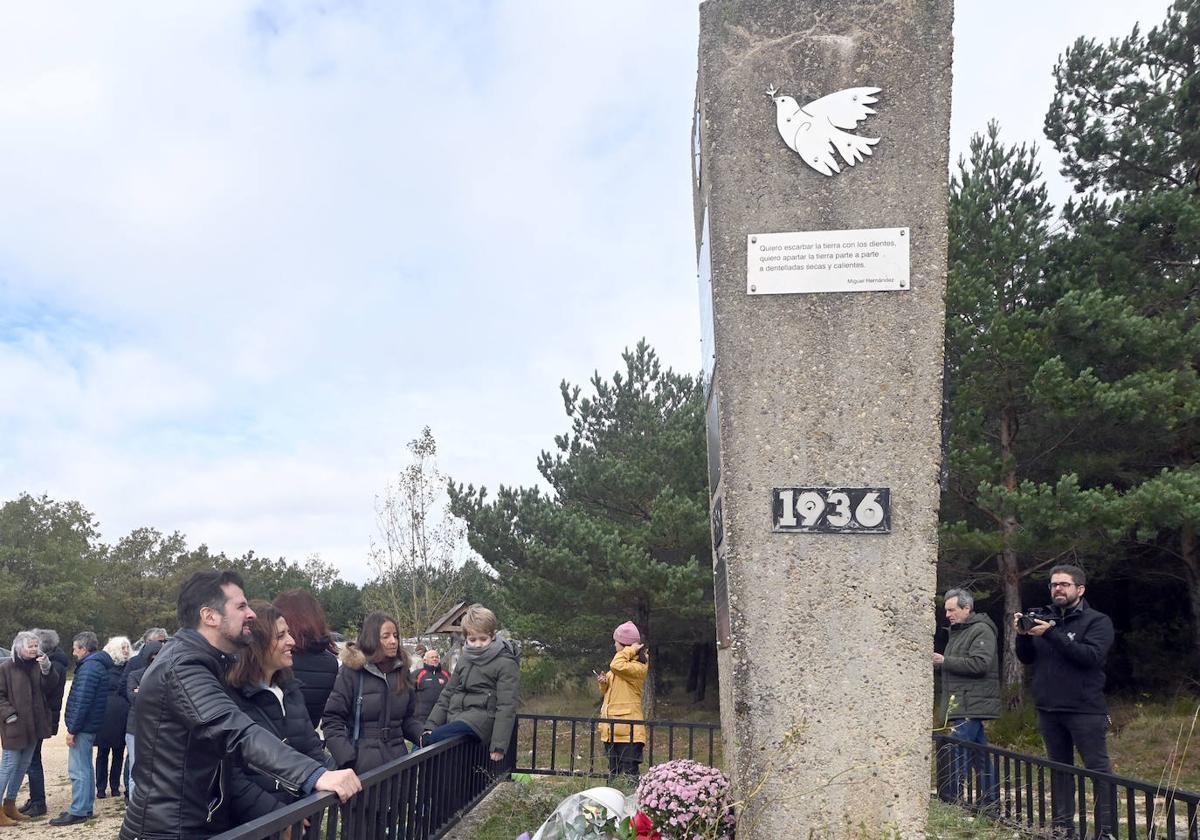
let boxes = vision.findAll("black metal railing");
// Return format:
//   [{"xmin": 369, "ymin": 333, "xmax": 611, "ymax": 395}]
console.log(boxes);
[
  {"xmin": 213, "ymin": 732, "xmax": 511, "ymax": 840},
  {"xmin": 514, "ymin": 713, "xmax": 721, "ymax": 778},
  {"xmin": 934, "ymin": 733, "xmax": 1200, "ymax": 839}
]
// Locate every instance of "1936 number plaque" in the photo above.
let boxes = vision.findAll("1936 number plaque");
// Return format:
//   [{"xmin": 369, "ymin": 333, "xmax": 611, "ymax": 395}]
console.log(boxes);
[{"xmin": 772, "ymin": 487, "xmax": 890, "ymax": 534}]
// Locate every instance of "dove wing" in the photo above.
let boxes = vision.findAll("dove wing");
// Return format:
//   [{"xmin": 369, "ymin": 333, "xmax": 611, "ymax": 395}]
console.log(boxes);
[
  {"xmin": 802, "ymin": 87, "xmax": 880, "ymax": 130},
  {"xmin": 791, "ymin": 123, "xmax": 840, "ymax": 177}
]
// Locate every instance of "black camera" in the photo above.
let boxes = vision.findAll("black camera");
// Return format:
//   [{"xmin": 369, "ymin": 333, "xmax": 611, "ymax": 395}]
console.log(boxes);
[{"xmin": 1017, "ymin": 607, "xmax": 1055, "ymax": 632}]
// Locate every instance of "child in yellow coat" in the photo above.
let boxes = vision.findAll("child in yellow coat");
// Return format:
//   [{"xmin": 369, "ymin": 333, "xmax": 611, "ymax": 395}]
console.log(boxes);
[{"xmin": 596, "ymin": 621, "xmax": 647, "ymax": 780}]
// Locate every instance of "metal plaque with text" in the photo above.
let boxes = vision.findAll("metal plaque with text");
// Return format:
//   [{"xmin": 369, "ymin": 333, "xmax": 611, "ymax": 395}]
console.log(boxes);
[{"xmin": 748, "ymin": 227, "xmax": 909, "ymax": 295}]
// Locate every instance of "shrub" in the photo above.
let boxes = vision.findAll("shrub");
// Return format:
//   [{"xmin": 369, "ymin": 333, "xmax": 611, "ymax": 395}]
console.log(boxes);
[{"xmin": 520, "ymin": 654, "xmax": 561, "ymax": 697}]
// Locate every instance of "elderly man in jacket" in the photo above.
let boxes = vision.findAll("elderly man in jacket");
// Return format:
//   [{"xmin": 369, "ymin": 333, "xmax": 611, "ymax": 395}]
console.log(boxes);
[
  {"xmin": 933, "ymin": 589, "xmax": 1000, "ymax": 809},
  {"xmin": 18, "ymin": 628, "xmax": 69, "ymax": 818},
  {"xmin": 0, "ymin": 630, "xmax": 61, "ymax": 825},
  {"xmin": 49, "ymin": 631, "xmax": 112, "ymax": 826},
  {"xmin": 119, "ymin": 570, "xmax": 361, "ymax": 840}
]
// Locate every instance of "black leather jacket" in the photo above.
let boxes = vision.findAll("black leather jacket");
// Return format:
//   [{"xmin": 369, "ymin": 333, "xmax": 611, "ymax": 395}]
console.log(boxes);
[{"xmin": 119, "ymin": 629, "xmax": 324, "ymax": 840}]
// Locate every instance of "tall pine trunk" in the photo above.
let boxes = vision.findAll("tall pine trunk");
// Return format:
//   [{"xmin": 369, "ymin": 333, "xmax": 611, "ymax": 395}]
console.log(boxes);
[
  {"xmin": 999, "ymin": 406, "xmax": 1025, "ymax": 702},
  {"xmin": 1182, "ymin": 526, "xmax": 1200, "ymax": 669},
  {"xmin": 637, "ymin": 602, "xmax": 656, "ymax": 718},
  {"xmin": 999, "ymin": 544, "xmax": 1024, "ymax": 702}
]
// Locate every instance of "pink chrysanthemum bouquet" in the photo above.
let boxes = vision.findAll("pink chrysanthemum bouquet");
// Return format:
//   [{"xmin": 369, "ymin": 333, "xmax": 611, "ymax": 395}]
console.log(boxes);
[{"xmin": 635, "ymin": 760, "xmax": 734, "ymax": 840}]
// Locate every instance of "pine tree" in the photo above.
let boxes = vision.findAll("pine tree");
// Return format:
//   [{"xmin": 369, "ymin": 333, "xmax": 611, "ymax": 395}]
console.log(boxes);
[
  {"xmin": 449, "ymin": 341, "xmax": 713, "ymax": 712},
  {"xmin": 1044, "ymin": 0, "xmax": 1200, "ymax": 664},
  {"xmin": 941, "ymin": 124, "xmax": 1124, "ymax": 695}
]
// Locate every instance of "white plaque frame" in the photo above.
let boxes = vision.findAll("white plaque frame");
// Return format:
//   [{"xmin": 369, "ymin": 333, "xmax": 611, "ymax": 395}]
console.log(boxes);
[{"xmin": 747, "ymin": 227, "xmax": 909, "ymax": 295}]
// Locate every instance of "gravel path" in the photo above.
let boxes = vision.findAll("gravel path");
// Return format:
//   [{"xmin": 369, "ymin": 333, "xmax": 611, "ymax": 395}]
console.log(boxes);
[{"xmin": 10, "ymin": 690, "xmax": 125, "ymax": 839}]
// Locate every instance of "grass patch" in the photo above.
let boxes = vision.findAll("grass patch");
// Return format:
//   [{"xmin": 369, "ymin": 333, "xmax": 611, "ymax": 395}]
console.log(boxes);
[
  {"xmin": 925, "ymin": 800, "xmax": 1015, "ymax": 839},
  {"xmin": 1109, "ymin": 697, "xmax": 1200, "ymax": 792}
]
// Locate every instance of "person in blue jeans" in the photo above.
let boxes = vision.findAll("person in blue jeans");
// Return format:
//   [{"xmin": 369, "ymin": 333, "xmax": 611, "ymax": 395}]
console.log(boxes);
[
  {"xmin": 17, "ymin": 628, "xmax": 69, "ymax": 818},
  {"xmin": 48, "ymin": 632, "xmax": 112, "ymax": 826},
  {"xmin": 0, "ymin": 631, "xmax": 61, "ymax": 826},
  {"xmin": 933, "ymin": 589, "xmax": 1000, "ymax": 809}
]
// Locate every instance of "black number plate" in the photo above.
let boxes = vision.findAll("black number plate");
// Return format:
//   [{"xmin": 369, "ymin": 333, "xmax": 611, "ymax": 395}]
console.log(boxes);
[{"xmin": 772, "ymin": 487, "xmax": 891, "ymax": 534}]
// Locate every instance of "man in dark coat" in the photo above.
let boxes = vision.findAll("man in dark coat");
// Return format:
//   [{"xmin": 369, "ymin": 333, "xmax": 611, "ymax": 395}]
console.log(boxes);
[
  {"xmin": 118, "ymin": 570, "xmax": 361, "ymax": 840},
  {"xmin": 19, "ymin": 628, "xmax": 69, "ymax": 817},
  {"xmin": 49, "ymin": 631, "xmax": 112, "ymax": 826},
  {"xmin": 933, "ymin": 589, "xmax": 1000, "ymax": 807},
  {"xmin": 1015, "ymin": 564, "xmax": 1116, "ymax": 838},
  {"xmin": 0, "ymin": 630, "xmax": 61, "ymax": 825}
]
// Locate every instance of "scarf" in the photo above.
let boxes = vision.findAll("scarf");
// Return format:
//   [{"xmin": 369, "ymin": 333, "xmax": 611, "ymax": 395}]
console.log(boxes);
[{"xmin": 462, "ymin": 636, "xmax": 507, "ymax": 666}]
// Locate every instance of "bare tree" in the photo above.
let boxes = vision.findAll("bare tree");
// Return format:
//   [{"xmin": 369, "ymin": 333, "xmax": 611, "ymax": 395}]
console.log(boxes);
[{"xmin": 367, "ymin": 427, "xmax": 466, "ymax": 636}]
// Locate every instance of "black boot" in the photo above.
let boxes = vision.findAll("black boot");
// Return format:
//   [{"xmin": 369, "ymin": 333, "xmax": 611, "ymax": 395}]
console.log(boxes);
[{"xmin": 19, "ymin": 801, "xmax": 47, "ymax": 817}]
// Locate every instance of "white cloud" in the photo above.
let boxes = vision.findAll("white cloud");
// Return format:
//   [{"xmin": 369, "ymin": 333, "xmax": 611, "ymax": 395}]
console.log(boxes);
[{"xmin": 0, "ymin": 1, "xmax": 1163, "ymax": 583}]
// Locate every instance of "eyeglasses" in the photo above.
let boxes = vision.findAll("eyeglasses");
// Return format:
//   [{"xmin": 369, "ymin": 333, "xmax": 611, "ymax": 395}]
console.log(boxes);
[{"xmin": 1049, "ymin": 581, "xmax": 1077, "ymax": 590}]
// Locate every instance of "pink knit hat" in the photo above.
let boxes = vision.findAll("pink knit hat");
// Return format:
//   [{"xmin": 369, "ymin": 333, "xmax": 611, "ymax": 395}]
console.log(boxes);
[{"xmin": 613, "ymin": 621, "xmax": 641, "ymax": 645}]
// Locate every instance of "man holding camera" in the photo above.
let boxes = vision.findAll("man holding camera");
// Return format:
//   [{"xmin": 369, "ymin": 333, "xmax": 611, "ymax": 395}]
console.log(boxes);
[
  {"xmin": 1015, "ymin": 564, "xmax": 1115, "ymax": 839},
  {"xmin": 933, "ymin": 588, "xmax": 999, "ymax": 808}
]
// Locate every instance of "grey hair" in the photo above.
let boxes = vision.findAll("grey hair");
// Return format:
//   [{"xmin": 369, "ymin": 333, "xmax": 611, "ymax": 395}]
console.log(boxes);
[
  {"xmin": 944, "ymin": 589, "xmax": 975, "ymax": 611},
  {"xmin": 73, "ymin": 631, "xmax": 99, "ymax": 653},
  {"xmin": 32, "ymin": 629, "xmax": 59, "ymax": 651},
  {"xmin": 11, "ymin": 631, "xmax": 41, "ymax": 658},
  {"xmin": 142, "ymin": 627, "xmax": 169, "ymax": 643},
  {"xmin": 104, "ymin": 635, "xmax": 132, "ymax": 665}
]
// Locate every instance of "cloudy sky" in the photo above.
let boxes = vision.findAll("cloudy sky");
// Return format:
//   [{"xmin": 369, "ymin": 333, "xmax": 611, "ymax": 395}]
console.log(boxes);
[{"xmin": 0, "ymin": 1, "xmax": 1158, "ymax": 583}]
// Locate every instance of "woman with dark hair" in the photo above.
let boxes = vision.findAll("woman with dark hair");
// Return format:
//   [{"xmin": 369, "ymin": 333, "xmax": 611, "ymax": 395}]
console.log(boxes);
[
  {"xmin": 226, "ymin": 602, "xmax": 331, "ymax": 823},
  {"xmin": 321, "ymin": 612, "xmax": 424, "ymax": 773},
  {"xmin": 272, "ymin": 590, "xmax": 339, "ymax": 729}
]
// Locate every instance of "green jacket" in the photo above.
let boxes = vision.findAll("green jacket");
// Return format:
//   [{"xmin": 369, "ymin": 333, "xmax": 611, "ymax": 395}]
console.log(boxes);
[
  {"xmin": 939, "ymin": 612, "xmax": 1000, "ymax": 720},
  {"xmin": 424, "ymin": 640, "xmax": 520, "ymax": 754}
]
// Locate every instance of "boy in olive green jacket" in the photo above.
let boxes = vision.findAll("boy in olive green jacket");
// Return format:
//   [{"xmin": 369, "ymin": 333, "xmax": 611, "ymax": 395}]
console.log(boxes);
[{"xmin": 422, "ymin": 605, "xmax": 520, "ymax": 761}]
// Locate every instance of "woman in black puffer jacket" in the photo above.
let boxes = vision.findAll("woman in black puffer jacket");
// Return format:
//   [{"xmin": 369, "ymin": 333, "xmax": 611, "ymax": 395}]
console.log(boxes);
[
  {"xmin": 95, "ymin": 636, "xmax": 132, "ymax": 799},
  {"xmin": 322, "ymin": 612, "xmax": 424, "ymax": 773},
  {"xmin": 273, "ymin": 590, "xmax": 340, "ymax": 729},
  {"xmin": 225, "ymin": 602, "xmax": 332, "ymax": 824}
]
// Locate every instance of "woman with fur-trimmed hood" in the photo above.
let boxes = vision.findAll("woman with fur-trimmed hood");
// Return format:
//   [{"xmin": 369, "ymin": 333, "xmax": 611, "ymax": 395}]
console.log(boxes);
[{"xmin": 321, "ymin": 612, "xmax": 424, "ymax": 773}]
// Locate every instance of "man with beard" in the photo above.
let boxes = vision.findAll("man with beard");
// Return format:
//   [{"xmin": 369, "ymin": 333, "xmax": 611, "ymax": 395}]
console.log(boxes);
[
  {"xmin": 1015, "ymin": 564, "xmax": 1115, "ymax": 839},
  {"xmin": 120, "ymin": 570, "xmax": 361, "ymax": 840}
]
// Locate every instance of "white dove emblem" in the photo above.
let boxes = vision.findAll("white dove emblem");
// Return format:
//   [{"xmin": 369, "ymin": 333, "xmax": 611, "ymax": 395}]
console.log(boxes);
[{"xmin": 767, "ymin": 85, "xmax": 881, "ymax": 176}]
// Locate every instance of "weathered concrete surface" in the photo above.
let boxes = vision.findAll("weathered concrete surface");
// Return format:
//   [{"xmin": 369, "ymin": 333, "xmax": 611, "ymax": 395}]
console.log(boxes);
[{"xmin": 694, "ymin": 1, "xmax": 952, "ymax": 837}]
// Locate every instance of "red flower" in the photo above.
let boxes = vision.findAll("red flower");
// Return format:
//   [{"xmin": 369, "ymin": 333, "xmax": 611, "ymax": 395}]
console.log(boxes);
[{"xmin": 631, "ymin": 812, "xmax": 661, "ymax": 840}]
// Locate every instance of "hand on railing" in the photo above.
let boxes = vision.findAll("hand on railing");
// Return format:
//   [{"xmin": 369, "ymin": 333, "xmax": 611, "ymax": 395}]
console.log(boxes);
[{"xmin": 314, "ymin": 768, "xmax": 362, "ymax": 803}]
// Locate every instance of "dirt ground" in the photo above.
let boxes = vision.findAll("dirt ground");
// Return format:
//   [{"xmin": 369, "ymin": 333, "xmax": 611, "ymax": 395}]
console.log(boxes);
[{"xmin": 8, "ymin": 694, "xmax": 125, "ymax": 839}]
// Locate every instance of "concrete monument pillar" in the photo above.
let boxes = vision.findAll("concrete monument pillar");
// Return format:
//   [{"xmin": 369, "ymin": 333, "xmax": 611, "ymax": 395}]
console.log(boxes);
[{"xmin": 693, "ymin": 1, "xmax": 952, "ymax": 837}]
